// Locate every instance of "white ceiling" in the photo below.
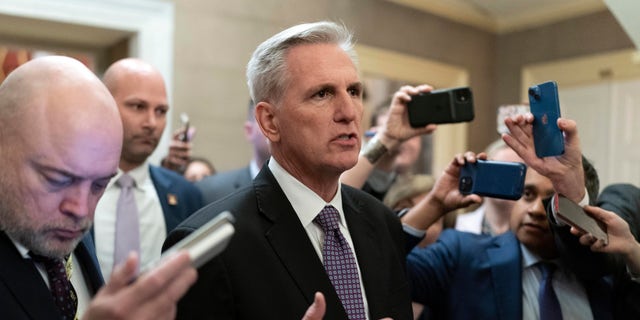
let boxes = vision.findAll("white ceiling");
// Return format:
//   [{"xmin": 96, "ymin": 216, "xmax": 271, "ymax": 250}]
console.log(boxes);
[{"xmin": 387, "ymin": 0, "xmax": 606, "ymax": 33}]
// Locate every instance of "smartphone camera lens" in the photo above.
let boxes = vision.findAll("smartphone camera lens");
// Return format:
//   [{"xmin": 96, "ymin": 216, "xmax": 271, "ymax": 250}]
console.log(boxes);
[
  {"xmin": 455, "ymin": 89, "xmax": 471, "ymax": 104},
  {"xmin": 528, "ymin": 86, "xmax": 541, "ymax": 101},
  {"xmin": 460, "ymin": 176, "xmax": 473, "ymax": 193}
]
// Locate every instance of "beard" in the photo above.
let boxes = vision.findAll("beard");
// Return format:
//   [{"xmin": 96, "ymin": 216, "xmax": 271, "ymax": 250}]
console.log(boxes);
[{"xmin": 0, "ymin": 175, "xmax": 91, "ymax": 259}]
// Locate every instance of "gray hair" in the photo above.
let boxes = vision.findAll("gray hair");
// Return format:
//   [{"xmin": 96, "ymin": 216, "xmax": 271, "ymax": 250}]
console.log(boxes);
[{"xmin": 246, "ymin": 21, "xmax": 357, "ymax": 104}]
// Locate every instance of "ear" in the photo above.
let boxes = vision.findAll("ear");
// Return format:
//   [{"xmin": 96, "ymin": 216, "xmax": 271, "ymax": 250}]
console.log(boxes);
[{"xmin": 255, "ymin": 101, "xmax": 280, "ymax": 143}]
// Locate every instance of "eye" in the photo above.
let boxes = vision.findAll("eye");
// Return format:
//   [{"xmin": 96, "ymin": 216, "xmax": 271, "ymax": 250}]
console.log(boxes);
[
  {"xmin": 44, "ymin": 175, "xmax": 74, "ymax": 189},
  {"xmin": 313, "ymin": 88, "xmax": 334, "ymax": 100},
  {"xmin": 348, "ymin": 86, "xmax": 361, "ymax": 98},
  {"xmin": 155, "ymin": 107, "xmax": 168, "ymax": 116},
  {"xmin": 522, "ymin": 188, "xmax": 536, "ymax": 201}
]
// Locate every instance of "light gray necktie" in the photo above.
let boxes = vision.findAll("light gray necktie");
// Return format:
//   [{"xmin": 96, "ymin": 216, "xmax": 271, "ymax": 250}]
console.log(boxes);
[{"xmin": 113, "ymin": 173, "xmax": 140, "ymax": 269}]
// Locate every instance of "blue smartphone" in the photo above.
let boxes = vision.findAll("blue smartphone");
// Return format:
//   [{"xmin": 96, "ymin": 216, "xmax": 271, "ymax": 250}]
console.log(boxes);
[
  {"xmin": 459, "ymin": 160, "xmax": 527, "ymax": 200},
  {"xmin": 528, "ymin": 81, "xmax": 564, "ymax": 157}
]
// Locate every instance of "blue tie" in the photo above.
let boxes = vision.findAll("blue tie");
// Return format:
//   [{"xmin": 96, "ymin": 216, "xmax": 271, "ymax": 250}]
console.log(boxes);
[
  {"xmin": 314, "ymin": 205, "xmax": 366, "ymax": 320},
  {"xmin": 538, "ymin": 262, "xmax": 563, "ymax": 320}
]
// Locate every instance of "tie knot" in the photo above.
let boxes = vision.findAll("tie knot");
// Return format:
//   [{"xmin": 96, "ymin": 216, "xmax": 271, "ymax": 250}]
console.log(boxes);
[
  {"xmin": 538, "ymin": 261, "xmax": 557, "ymax": 279},
  {"xmin": 117, "ymin": 173, "xmax": 135, "ymax": 188},
  {"xmin": 29, "ymin": 251, "xmax": 60, "ymax": 266},
  {"xmin": 314, "ymin": 205, "xmax": 341, "ymax": 232}
]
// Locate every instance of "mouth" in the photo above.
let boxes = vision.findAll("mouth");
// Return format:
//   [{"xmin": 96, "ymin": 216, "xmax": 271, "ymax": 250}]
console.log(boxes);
[
  {"xmin": 521, "ymin": 222, "xmax": 548, "ymax": 233},
  {"xmin": 51, "ymin": 228, "xmax": 85, "ymax": 241}
]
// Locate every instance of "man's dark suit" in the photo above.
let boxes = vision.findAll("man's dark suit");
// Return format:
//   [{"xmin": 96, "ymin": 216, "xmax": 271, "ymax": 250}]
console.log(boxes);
[
  {"xmin": 0, "ymin": 232, "xmax": 104, "ymax": 320},
  {"xmin": 164, "ymin": 167, "xmax": 412, "ymax": 320},
  {"xmin": 407, "ymin": 230, "xmax": 614, "ymax": 320},
  {"xmin": 149, "ymin": 165, "xmax": 204, "ymax": 231},
  {"xmin": 195, "ymin": 166, "xmax": 252, "ymax": 205}
]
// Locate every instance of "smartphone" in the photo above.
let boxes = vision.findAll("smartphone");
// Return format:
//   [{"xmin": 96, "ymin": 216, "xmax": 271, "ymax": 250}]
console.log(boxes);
[
  {"xmin": 528, "ymin": 81, "xmax": 564, "ymax": 157},
  {"xmin": 178, "ymin": 112, "xmax": 190, "ymax": 142},
  {"xmin": 407, "ymin": 87, "xmax": 475, "ymax": 127},
  {"xmin": 459, "ymin": 160, "xmax": 527, "ymax": 200},
  {"xmin": 552, "ymin": 195, "xmax": 608, "ymax": 244},
  {"xmin": 147, "ymin": 211, "xmax": 235, "ymax": 272}
]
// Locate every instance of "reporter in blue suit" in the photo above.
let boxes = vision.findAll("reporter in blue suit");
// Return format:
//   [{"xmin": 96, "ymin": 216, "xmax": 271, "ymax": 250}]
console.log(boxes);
[
  {"xmin": 94, "ymin": 58, "xmax": 203, "ymax": 280},
  {"xmin": 404, "ymin": 148, "xmax": 614, "ymax": 320}
]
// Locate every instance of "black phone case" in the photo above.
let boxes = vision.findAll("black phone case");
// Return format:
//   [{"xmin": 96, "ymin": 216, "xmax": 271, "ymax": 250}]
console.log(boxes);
[
  {"xmin": 459, "ymin": 160, "xmax": 527, "ymax": 200},
  {"xmin": 407, "ymin": 87, "xmax": 474, "ymax": 127}
]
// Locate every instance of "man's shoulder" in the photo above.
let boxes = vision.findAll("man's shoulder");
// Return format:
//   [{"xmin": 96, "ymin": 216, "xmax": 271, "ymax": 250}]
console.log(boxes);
[{"xmin": 201, "ymin": 166, "xmax": 250, "ymax": 184}]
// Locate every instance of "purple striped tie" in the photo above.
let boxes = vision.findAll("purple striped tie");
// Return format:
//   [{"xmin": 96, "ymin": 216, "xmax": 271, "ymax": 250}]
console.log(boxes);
[{"xmin": 314, "ymin": 205, "xmax": 366, "ymax": 320}]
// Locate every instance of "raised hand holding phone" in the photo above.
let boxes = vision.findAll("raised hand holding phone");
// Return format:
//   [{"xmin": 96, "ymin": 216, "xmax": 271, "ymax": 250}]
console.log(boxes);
[{"xmin": 528, "ymin": 81, "xmax": 564, "ymax": 158}]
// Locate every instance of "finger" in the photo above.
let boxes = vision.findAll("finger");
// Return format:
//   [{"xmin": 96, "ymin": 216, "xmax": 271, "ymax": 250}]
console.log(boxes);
[
  {"xmin": 104, "ymin": 252, "xmax": 139, "ymax": 294},
  {"xmin": 133, "ymin": 251, "xmax": 194, "ymax": 301}
]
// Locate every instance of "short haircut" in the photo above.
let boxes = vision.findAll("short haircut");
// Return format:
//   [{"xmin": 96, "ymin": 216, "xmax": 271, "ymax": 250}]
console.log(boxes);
[{"xmin": 246, "ymin": 21, "xmax": 356, "ymax": 105}]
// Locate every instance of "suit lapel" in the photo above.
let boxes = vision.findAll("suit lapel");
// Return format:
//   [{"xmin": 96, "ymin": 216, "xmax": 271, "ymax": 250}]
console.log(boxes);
[
  {"xmin": 253, "ymin": 168, "xmax": 349, "ymax": 319},
  {"xmin": 149, "ymin": 165, "xmax": 181, "ymax": 231},
  {"xmin": 486, "ymin": 232, "xmax": 522, "ymax": 320},
  {"xmin": 74, "ymin": 236, "xmax": 105, "ymax": 295},
  {"xmin": 0, "ymin": 232, "xmax": 62, "ymax": 319}
]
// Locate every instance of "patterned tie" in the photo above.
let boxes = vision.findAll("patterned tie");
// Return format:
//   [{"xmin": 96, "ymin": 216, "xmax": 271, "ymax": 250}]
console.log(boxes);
[
  {"xmin": 538, "ymin": 262, "xmax": 563, "ymax": 320},
  {"xmin": 30, "ymin": 252, "xmax": 77, "ymax": 320},
  {"xmin": 113, "ymin": 173, "xmax": 140, "ymax": 269},
  {"xmin": 314, "ymin": 205, "xmax": 366, "ymax": 320}
]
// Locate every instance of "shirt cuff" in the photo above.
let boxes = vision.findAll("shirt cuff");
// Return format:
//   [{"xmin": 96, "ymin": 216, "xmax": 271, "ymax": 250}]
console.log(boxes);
[
  {"xmin": 402, "ymin": 223, "xmax": 426, "ymax": 238},
  {"xmin": 628, "ymin": 266, "xmax": 640, "ymax": 284}
]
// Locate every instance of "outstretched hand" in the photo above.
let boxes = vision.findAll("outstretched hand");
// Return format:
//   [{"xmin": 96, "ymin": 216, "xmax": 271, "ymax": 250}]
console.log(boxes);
[
  {"xmin": 377, "ymin": 84, "xmax": 437, "ymax": 150},
  {"xmin": 502, "ymin": 114, "xmax": 585, "ymax": 203},
  {"xmin": 402, "ymin": 152, "xmax": 483, "ymax": 231}
]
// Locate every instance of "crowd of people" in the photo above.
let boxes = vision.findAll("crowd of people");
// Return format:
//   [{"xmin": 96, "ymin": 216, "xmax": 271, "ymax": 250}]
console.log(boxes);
[{"xmin": 0, "ymin": 20, "xmax": 639, "ymax": 320}]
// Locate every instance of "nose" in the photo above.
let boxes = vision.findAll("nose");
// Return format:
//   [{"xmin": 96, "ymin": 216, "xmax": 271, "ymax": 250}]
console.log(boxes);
[
  {"xmin": 59, "ymin": 184, "xmax": 92, "ymax": 219},
  {"xmin": 334, "ymin": 92, "xmax": 360, "ymax": 123},
  {"xmin": 527, "ymin": 197, "xmax": 547, "ymax": 220},
  {"xmin": 142, "ymin": 109, "xmax": 158, "ymax": 130}
]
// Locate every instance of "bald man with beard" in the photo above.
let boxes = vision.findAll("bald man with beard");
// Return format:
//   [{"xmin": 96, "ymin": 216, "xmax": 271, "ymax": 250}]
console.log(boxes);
[{"xmin": 0, "ymin": 56, "xmax": 196, "ymax": 320}]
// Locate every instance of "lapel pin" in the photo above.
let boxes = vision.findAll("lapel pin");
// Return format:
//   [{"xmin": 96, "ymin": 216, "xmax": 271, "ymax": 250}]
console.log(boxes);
[{"xmin": 167, "ymin": 193, "xmax": 178, "ymax": 206}]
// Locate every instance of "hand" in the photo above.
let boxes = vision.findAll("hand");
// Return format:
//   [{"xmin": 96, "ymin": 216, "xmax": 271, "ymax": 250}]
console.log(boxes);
[
  {"xmin": 301, "ymin": 292, "xmax": 325, "ymax": 320},
  {"xmin": 573, "ymin": 206, "xmax": 640, "ymax": 274},
  {"xmin": 402, "ymin": 152, "xmax": 482, "ymax": 231},
  {"xmin": 162, "ymin": 127, "xmax": 196, "ymax": 173},
  {"xmin": 82, "ymin": 251, "xmax": 197, "ymax": 320},
  {"xmin": 377, "ymin": 84, "xmax": 437, "ymax": 150},
  {"xmin": 502, "ymin": 114, "xmax": 585, "ymax": 203}
]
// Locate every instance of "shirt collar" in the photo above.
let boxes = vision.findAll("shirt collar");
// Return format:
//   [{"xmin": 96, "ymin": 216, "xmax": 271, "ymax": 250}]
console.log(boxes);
[
  {"xmin": 267, "ymin": 157, "xmax": 345, "ymax": 229},
  {"xmin": 107, "ymin": 162, "xmax": 151, "ymax": 189}
]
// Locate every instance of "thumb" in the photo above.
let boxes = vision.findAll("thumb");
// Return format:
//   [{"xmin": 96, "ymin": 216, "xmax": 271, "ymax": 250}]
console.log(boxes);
[{"xmin": 301, "ymin": 292, "xmax": 326, "ymax": 320}]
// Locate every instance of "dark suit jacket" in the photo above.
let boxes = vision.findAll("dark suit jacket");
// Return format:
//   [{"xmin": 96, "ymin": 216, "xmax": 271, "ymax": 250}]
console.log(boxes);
[
  {"xmin": 0, "ymin": 232, "xmax": 103, "ymax": 320},
  {"xmin": 597, "ymin": 183, "xmax": 640, "ymax": 239},
  {"xmin": 196, "ymin": 165, "xmax": 252, "ymax": 205},
  {"xmin": 164, "ymin": 166, "xmax": 412, "ymax": 320},
  {"xmin": 407, "ymin": 230, "xmax": 614, "ymax": 320},
  {"xmin": 148, "ymin": 165, "xmax": 204, "ymax": 232}
]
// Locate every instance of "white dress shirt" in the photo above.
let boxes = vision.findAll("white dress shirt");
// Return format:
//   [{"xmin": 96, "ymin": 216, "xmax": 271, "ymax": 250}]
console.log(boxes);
[
  {"xmin": 10, "ymin": 237, "xmax": 91, "ymax": 318},
  {"xmin": 454, "ymin": 203, "xmax": 486, "ymax": 234},
  {"xmin": 268, "ymin": 158, "xmax": 370, "ymax": 319},
  {"xmin": 520, "ymin": 244, "xmax": 593, "ymax": 320},
  {"xmin": 94, "ymin": 162, "xmax": 166, "ymax": 281}
]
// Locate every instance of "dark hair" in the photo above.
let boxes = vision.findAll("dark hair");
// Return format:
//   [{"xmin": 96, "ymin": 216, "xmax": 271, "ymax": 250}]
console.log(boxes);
[{"xmin": 582, "ymin": 155, "xmax": 599, "ymax": 205}]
